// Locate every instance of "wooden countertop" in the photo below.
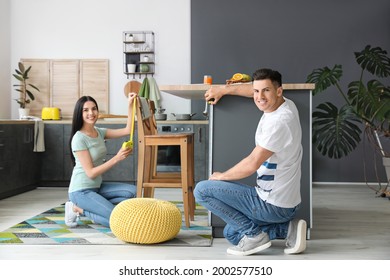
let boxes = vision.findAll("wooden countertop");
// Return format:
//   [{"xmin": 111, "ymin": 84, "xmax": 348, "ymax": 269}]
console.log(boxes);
[
  {"xmin": 0, "ymin": 119, "xmax": 37, "ymax": 125},
  {"xmin": 159, "ymin": 83, "xmax": 315, "ymax": 100},
  {"xmin": 0, "ymin": 119, "xmax": 208, "ymax": 125}
]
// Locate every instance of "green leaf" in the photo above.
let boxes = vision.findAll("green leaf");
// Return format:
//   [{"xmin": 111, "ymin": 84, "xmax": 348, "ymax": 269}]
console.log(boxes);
[
  {"xmin": 354, "ymin": 45, "xmax": 390, "ymax": 78},
  {"xmin": 18, "ymin": 62, "xmax": 25, "ymax": 73},
  {"xmin": 348, "ymin": 80, "xmax": 390, "ymax": 131},
  {"xmin": 306, "ymin": 65, "xmax": 343, "ymax": 95},
  {"xmin": 28, "ymin": 84, "xmax": 40, "ymax": 92},
  {"xmin": 12, "ymin": 74, "xmax": 23, "ymax": 82},
  {"xmin": 26, "ymin": 90, "xmax": 35, "ymax": 101},
  {"xmin": 312, "ymin": 102, "xmax": 362, "ymax": 159}
]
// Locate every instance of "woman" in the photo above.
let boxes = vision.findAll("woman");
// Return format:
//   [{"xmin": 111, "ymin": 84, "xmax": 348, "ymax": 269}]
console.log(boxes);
[{"xmin": 65, "ymin": 94, "xmax": 137, "ymax": 228}]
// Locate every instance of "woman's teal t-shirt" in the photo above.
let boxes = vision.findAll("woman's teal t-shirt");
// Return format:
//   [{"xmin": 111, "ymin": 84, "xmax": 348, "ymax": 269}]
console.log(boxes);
[{"xmin": 69, "ymin": 127, "xmax": 107, "ymax": 193}]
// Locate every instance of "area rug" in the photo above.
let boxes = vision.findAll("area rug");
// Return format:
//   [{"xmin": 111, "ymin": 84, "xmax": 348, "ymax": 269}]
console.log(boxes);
[{"xmin": 0, "ymin": 202, "xmax": 212, "ymax": 247}]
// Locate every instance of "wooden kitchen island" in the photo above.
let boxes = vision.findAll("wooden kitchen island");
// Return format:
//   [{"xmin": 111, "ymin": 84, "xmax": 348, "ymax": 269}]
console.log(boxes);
[{"xmin": 160, "ymin": 83, "xmax": 314, "ymax": 238}]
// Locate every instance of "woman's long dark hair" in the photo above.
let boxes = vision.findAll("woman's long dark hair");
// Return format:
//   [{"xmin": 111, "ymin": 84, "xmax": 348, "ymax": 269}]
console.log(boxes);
[{"xmin": 69, "ymin": 96, "xmax": 99, "ymax": 166}]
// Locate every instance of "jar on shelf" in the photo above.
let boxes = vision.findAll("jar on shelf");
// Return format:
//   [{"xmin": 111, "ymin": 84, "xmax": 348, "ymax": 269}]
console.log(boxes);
[
  {"xmin": 143, "ymin": 55, "xmax": 150, "ymax": 62},
  {"xmin": 140, "ymin": 64, "xmax": 149, "ymax": 73}
]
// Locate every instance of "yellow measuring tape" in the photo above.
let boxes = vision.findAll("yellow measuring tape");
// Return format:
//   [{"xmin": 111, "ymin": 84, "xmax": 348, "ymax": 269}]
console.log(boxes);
[{"xmin": 122, "ymin": 97, "xmax": 137, "ymax": 149}]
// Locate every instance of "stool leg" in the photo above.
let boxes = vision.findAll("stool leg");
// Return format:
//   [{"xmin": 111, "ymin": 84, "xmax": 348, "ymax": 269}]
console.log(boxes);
[
  {"xmin": 180, "ymin": 139, "xmax": 190, "ymax": 228},
  {"xmin": 188, "ymin": 136, "xmax": 195, "ymax": 221}
]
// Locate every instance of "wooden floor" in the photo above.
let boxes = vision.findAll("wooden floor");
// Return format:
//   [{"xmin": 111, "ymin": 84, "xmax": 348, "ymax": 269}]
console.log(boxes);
[{"xmin": 0, "ymin": 184, "xmax": 389, "ymax": 260}]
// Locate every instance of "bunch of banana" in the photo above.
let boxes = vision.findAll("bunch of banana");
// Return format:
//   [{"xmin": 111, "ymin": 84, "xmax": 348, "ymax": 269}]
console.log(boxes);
[{"xmin": 226, "ymin": 73, "xmax": 251, "ymax": 84}]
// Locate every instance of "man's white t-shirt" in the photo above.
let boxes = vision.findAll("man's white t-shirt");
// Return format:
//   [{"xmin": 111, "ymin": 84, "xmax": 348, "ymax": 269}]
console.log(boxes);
[{"xmin": 255, "ymin": 97, "xmax": 302, "ymax": 208}]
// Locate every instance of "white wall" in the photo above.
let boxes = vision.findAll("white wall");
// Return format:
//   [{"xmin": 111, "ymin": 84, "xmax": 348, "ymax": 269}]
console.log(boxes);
[
  {"xmin": 0, "ymin": 0, "xmax": 11, "ymax": 119},
  {"xmin": 7, "ymin": 0, "xmax": 191, "ymax": 119}
]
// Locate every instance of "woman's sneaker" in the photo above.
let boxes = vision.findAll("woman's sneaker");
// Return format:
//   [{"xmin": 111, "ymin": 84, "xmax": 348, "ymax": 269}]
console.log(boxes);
[
  {"xmin": 227, "ymin": 232, "xmax": 271, "ymax": 256},
  {"xmin": 65, "ymin": 201, "xmax": 78, "ymax": 227},
  {"xmin": 284, "ymin": 219, "xmax": 307, "ymax": 254}
]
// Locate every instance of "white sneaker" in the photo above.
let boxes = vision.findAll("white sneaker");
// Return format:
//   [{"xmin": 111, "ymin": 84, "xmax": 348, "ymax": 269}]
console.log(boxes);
[
  {"xmin": 227, "ymin": 232, "xmax": 271, "ymax": 256},
  {"xmin": 284, "ymin": 219, "xmax": 307, "ymax": 254},
  {"xmin": 65, "ymin": 201, "xmax": 78, "ymax": 227}
]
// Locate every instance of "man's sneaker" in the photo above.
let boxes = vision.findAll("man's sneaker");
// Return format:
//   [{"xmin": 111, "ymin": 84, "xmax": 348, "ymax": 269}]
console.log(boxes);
[
  {"xmin": 65, "ymin": 201, "xmax": 78, "ymax": 227},
  {"xmin": 284, "ymin": 219, "xmax": 307, "ymax": 254},
  {"xmin": 227, "ymin": 232, "xmax": 271, "ymax": 256}
]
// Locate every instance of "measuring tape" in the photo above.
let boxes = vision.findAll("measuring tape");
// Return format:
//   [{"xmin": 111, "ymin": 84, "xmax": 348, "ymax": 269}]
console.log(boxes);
[{"xmin": 122, "ymin": 97, "xmax": 137, "ymax": 149}]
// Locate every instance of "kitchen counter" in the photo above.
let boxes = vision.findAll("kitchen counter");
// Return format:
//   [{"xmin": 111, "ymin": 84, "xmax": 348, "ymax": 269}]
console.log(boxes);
[
  {"xmin": 0, "ymin": 119, "xmax": 208, "ymax": 125},
  {"xmin": 0, "ymin": 119, "xmax": 39, "ymax": 124},
  {"xmin": 159, "ymin": 83, "xmax": 315, "ymax": 99},
  {"xmin": 160, "ymin": 83, "xmax": 314, "ymax": 238}
]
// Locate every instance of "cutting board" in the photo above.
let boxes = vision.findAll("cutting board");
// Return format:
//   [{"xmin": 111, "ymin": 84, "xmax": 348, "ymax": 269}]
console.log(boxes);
[{"xmin": 124, "ymin": 80, "xmax": 141, "ymax": 97}]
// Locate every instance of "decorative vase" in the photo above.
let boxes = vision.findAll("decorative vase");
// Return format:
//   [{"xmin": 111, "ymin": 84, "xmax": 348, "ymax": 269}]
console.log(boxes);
[
  {"xmin": 19, "ymin": 108, "xmax": 30, "ymax": 119},
  {"xmin": 140, "ymin": 64, "xmax": 149, "ymax": 73}
]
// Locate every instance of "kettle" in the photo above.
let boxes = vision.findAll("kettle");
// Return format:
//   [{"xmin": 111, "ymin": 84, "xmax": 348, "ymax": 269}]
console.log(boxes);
[{"xmin": 41, "ymin": 107, "xmax": 61, "ymax": 120}]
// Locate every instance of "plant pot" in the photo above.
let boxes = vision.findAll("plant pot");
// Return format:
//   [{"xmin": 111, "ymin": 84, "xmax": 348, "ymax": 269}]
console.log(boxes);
[{"xmin": 19, "ymin": 108, "xmax": 30, "ymax": 119}]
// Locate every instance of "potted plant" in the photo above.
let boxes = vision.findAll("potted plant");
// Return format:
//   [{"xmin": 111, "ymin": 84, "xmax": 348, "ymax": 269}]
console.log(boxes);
[
  {"xmin": 13, "ymin": 62, "xmax": 40, "ymax": 118},
  {"xmin": 306, "ymin": 45, "xmax": 390, "ymax": 197}
]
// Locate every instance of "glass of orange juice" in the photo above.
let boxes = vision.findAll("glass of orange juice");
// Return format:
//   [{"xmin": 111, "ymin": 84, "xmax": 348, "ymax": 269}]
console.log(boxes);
[{"xmin": 203, "ymin": 75, "xmax": 212, "ymax": 84}]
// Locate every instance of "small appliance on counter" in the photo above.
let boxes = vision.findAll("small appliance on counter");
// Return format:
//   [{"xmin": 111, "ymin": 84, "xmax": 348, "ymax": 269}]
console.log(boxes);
[{"xmin": 41, "ymin": 107, "xmax": 61, "ymax": 120}]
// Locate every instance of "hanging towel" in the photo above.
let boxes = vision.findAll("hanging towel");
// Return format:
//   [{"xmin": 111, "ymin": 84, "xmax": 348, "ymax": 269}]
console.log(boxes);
[
  {"xmin": 139, "ymin": 77, "xmax": 150, "ymax": 100},
  {"xmin": 148, "ymin": 76, "xmax": 162, "ymax": 109},
  {"xmin": 139, "ymin": 97, "xmax": 151, "ymax": 120},
  {"xmin": 33, "ymin": 120, "xmax": 45, "ymax": 152}
]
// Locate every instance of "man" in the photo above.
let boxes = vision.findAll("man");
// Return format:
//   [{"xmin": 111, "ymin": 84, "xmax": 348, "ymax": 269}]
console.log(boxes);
[{"xmin": 194, "ymin": 68, "xmax": 306, "ymax": 256}]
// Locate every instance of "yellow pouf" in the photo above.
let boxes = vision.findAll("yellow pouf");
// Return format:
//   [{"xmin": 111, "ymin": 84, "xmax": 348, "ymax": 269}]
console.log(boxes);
[{"xmin": 109, "ymin": 198, "xmax": 182, "ymax": 244}]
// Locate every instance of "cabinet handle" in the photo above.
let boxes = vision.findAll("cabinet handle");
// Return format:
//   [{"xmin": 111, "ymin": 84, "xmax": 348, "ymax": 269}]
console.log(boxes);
[{"xmin": 198, "ymin": 127, "xmax": 202, "ymax": 143}]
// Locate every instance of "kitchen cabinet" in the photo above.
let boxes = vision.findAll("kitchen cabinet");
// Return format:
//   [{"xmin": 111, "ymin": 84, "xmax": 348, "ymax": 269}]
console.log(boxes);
[
  {"xmin": 0, "ymin": 123, "xmax": 41, "ymax": 199},
  {"xmin": 40, "ymin": 122, "xmax": 208, "ymax": 188},
  {"xmin": 123, "ymin": 31, "xmax": 155, "ymax": 78},
  {"xmin": 159, "ymin": 83, "xmax": 313, "ymax": 238},
  {"xmin": 40, "ymin": 123, "xmax": 66, "ymax": 184},
  {"xmin": 210, "ymin": 87, "xmax": 313, "ymax": 238},
  {"xmin": 41, "ymin": 123, "xmax": 136, "ymax": 187},
  {"xmin": 95, "ymin": 124, "xmax": 137, "ymax": 183},
  {"xmin": 194, "ymin": 124, "xmax": 209, "ymax": 183},
  {"xmin": 20, "ymin": 59, "xmax": 109, "ymax": 119}
]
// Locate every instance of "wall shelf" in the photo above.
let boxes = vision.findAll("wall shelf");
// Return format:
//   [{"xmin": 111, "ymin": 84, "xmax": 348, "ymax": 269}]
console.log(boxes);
[{"xmin": 123, "ymin": 31, "xmax": 155, "ymax": 78}]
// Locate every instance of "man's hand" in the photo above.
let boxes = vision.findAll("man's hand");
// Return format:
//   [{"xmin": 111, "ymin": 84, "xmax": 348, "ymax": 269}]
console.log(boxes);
[
  {"xmin": 205, "ymin": 86, "xmax": 227, "ymax": 105},
  {"xmin": 209, "ymin": 172, "xmax": 224, "ymax": 180},
  {"xmin": 205, "ymin": 83, "xmax": 254, "ymax": 105}
]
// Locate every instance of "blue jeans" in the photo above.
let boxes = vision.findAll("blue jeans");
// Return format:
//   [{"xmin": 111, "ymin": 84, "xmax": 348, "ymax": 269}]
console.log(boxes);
[
  {"xmin": 69, "ymin": 182, "xmax": 137, "ymax": 227},
  {"xmin": 194, "ymin": 180, "xmax": 299, "ymax": 245}
]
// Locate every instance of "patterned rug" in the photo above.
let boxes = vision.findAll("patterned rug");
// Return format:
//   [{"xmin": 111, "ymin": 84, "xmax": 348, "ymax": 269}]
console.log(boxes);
[{"xmin": 0, "ymin": 202, "xmax": 212, "ymax": 246}]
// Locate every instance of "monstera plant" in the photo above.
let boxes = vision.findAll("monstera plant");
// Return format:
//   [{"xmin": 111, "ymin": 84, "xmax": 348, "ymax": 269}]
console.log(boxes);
[{"xmin": 307, "ymin": 45, "xmax": 390, "ymax": 195}]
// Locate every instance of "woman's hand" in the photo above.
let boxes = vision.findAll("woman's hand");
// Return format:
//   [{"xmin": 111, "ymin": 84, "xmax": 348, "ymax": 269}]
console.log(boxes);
[
  {"xmin": 115, "ymin": 146, "xmax": 133, "ymax": 162},
  {"xmin": 128, "ymin": 92, "xmax": 138, "ymax": 107}
]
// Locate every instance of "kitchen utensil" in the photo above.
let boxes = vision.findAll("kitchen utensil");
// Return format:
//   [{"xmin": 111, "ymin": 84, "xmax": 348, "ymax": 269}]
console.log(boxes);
[
  {"xmin": 171, "ymin": 113, "xmax": 196, "ymax": 121},
  {"xmin": 122, "ymin": 97, "xmax": 137, "ymax": 149},
  {"xmin": 124, "ymin": 80, "xmax": 141, "ymax": 97},
  {"xmin": 41, "ymin": 107, "xmax": 61, "ymax": 120},
  {"xmin": 155, "ymin": 113, "xmax": 167, "ymax": 120}
]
